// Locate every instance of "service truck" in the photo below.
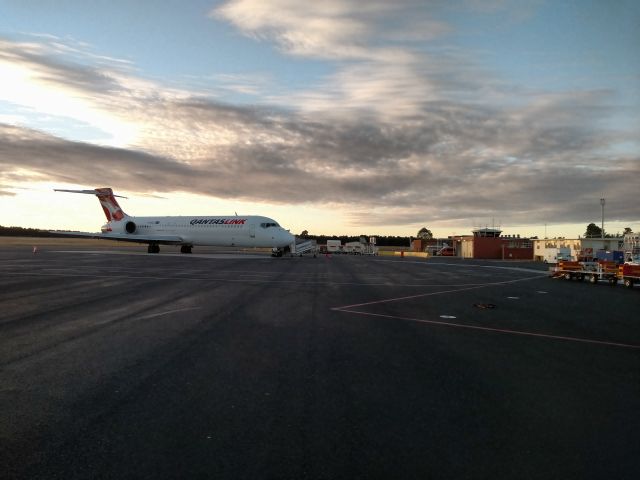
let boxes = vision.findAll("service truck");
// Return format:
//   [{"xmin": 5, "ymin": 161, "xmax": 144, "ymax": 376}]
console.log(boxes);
[
  {"xmin": 552, "ymin": 260, "xmax": 619, "ymax": 285},
  {"xmin": 542, "ymin": 247, "xmax": 572, "ymax": 263},
  {"xmin": 619, "ymin": 264, "xmax": 640, "ymax": 288},
  {"xmin": 326, "ymin": 239, "xmax": 342, "ymax": 253}
]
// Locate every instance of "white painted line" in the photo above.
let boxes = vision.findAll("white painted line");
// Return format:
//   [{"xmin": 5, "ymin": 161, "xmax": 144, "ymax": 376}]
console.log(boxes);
[
  {"xmin": 3, "ymin": 270, "xmax": 545, "ymax": 289},
  {"xmin": 331, "ymin": 276, "xmax": 541, "ymax": 310},
  {"xmin": 52, "ymin": 250, "xmax": 269, "ymax": 259},
  {"xmin": 335, "ymin": 309, "xmax": 640, "ymax": 350},
  {"xmin": 373, "ymin": 259, "xmax": 549, "ymax": 275},
  {"xmin": 138, "ymin": 307, "xmax": 202, "ymax": 320}
]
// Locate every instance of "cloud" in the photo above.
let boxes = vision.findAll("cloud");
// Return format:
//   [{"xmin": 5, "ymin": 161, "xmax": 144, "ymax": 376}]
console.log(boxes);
[
  {"xmin": 211, "ymin": 1, "xmax": 517, "ymax": 121},
  {"xmin": 0, "ymin": 36, "xmax": 141, "ymax": 146},
  {"xmin": 1, "ymin": 8, "xmax": 638, "ymax": 234},
  {"xmin": 212, "ymin": 0, "xmax": 452, "ymax": 62},
  {"xmin": 2, "ymin": 79, "xmax": 637, "ymax": 228}
]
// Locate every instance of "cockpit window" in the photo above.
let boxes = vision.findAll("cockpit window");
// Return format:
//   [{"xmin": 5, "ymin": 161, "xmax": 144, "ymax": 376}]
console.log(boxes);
[{"xmin": 260, "ymin": 222, "xmax": 279, "ymax": 228}]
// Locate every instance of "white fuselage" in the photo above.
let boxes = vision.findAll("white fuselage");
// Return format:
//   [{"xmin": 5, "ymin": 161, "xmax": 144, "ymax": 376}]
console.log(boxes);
[{"xmin": 104, "ymin": 215, "xmax": 294, "ymax": 248}]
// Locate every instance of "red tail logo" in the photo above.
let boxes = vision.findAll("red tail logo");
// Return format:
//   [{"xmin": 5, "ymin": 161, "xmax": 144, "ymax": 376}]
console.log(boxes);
[{"xmin": 95, "ymin": 188, "xmax": 126, "ymax": 221}]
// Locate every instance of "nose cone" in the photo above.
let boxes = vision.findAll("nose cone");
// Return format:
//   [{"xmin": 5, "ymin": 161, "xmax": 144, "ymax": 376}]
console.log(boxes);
[
  {"xmin": 272, "ymin": 228, "xmax": 293, "ymax": 247},
  {"xmin": 280, "ymin": 229, "xmax": 295, "ymax": 246}
]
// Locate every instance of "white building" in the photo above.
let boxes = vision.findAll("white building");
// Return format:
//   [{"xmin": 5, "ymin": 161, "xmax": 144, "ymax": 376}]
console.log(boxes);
[
  {"xmin": 623, "ymin": 232, "xmax": 640, "ymax": 262},
  {"xmin": 532, "ymin": 237, "xmax": 623, "ymax": 261}
]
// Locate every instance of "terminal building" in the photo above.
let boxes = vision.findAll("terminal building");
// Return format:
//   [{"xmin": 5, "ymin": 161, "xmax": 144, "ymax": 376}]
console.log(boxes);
[
  {"xmin": 456, "ymin": 228, "xmax": 533, "ymax": 260},
  {"xmin": 412, "ymin": 228, "xmax": 636, "ymax": 262},
  {"xmin": 413, "ymin": 228, "xmax": 534, "ymax": 260}
]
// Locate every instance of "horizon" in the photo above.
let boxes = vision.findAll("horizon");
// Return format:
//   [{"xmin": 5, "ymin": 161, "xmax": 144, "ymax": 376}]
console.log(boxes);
[{"xmin": 0, "ymin": 211, "xmax": 634, "ymax": 242}]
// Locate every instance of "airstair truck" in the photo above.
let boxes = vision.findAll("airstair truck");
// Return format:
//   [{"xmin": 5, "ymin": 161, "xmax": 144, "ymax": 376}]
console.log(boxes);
[{"xmin": 294, "ymin": 238, "xmax": 318, "ymax": 257}]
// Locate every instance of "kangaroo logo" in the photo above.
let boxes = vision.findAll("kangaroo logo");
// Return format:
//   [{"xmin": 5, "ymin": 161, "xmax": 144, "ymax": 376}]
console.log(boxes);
[{"xmin": 95, "ymin": 188, "xmax": 126, "ymax": 221}]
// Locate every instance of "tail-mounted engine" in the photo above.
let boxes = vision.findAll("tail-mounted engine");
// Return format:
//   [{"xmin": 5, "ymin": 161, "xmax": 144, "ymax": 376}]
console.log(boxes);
[{"xmin": 125, "ymin": 221, "xmax": 136, "ymax": 234}]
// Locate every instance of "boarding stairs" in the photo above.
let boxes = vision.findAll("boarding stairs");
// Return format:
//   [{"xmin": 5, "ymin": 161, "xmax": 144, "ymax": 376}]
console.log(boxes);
[{"xmin": 291, "ymin": 238, "xmax": 319, "ymax": 257}]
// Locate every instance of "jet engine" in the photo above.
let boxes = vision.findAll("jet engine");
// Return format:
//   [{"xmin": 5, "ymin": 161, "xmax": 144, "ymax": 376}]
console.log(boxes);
[{"xmin": 125, "ymin": 221, "xmax": 137, "ymax": 234}]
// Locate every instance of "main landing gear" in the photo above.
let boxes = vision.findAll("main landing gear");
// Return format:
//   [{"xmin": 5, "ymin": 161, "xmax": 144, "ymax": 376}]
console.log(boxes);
[{"xmin": 147, "ymin": 244, "xmax": 192, "ymax": 254}]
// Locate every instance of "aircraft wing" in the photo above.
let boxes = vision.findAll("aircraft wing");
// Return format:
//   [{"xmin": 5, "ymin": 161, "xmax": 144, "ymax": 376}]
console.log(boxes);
[{"xmin": 49, "ymin": 231, "xmax": 185, "ymax": 245}]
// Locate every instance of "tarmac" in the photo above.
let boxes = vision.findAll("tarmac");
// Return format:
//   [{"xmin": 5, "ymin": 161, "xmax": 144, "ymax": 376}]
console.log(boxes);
[{"xmin": 1, "ymin": 243, "xmax": 639, "ymax": 479}]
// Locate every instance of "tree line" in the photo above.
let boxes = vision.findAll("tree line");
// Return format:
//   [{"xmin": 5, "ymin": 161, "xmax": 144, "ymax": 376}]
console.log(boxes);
[
  {"xmin": 2, "ymin": 225, "xmax": 415, "ymax": 246},
  {"xmin": 584, "ymin": 223, "xmax": 633, "ymax": 238},
  {"xmin": 0, "ymin": 225, "xmax": 56, "ymax": 237}
]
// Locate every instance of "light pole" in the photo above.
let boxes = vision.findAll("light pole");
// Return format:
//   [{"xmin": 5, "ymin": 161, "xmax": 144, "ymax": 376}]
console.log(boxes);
[{"xmin": 600, "ymin": 198, "xmax": 605, "ymax": 238}]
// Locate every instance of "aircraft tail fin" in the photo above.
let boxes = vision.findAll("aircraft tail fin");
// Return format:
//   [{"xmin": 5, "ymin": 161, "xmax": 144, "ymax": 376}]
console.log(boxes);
[{"xmin": 55, "ymin": 188, "xmax": 128, "ymax": 221}]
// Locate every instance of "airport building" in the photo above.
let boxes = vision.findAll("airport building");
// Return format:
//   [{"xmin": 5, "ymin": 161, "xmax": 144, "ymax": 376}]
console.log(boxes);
[
  {"xmin": 623, "ymin": 232, "xmax": 640, "ymax": 262},
  {"xmin": 411, "ymin": 238, "xmax": 453, "ymax": 256},
  {"xmin": 455, "ymin": 228, "xmax": 533, "ymax": 260},
  {"xmin": 413, "ymin": 229, "xmax": 635, "ymax": 262},
  {"xmin": 532, "ymin": 236, "xmax": 625, "ymax": 262},
  {"xmin": 414, "ymin": 228, "xmax": 534, "ymax": 260}
]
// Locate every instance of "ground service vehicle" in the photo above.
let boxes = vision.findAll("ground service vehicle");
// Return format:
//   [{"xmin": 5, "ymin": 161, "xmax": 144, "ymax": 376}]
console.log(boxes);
[
  {"xmin": 542, "ymin": 247, "xmax": 572, "ymax": 263},
  {"xmin": 553, "ymin": 260, "xmax": 619, "ymax": 285},
  {"xmin": 619, "ymin": 264, "xmax": 640, "ymax": 288},
  {"xmin": 552, "ymin": 260, "xmax": 639, "ymax": 289}
]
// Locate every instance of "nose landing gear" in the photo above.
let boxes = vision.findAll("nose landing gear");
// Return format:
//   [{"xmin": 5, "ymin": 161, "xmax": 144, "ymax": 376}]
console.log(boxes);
[{"xmin": 180, "ymin": 245, "xmax": 192, "ymax": 254}]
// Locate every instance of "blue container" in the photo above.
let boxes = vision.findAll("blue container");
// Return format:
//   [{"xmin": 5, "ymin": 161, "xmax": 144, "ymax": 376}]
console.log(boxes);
[{"xmin": 595, "ymin": 250, "xmax": 624, "ymax": 263}]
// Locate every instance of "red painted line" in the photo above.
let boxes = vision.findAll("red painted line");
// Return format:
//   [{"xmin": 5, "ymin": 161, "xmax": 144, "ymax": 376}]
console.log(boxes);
[{"xmin": 333, "ymin": 309, "xmax": 640, "ymax": 350}]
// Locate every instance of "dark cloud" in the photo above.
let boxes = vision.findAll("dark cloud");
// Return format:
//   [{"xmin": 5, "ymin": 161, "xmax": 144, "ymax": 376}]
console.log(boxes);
[
  {"xmin": 0, "ymin": 124, "xmax": 192, "ymax": 189},
  {"xmin": 2, "ymin": 91, "xmax": 638, "ymax": 229}
]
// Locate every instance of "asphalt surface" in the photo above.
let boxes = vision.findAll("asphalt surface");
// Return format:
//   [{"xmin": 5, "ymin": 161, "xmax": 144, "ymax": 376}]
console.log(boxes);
[{"xmin": 1, "ymin": 244, "xmax": 639, "ymax": 479}]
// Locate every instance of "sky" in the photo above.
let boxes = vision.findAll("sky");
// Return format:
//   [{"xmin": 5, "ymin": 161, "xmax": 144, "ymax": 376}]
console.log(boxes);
[{"xmin": 0, "ymin": 0, "xmax": 638, "ymax": 239}]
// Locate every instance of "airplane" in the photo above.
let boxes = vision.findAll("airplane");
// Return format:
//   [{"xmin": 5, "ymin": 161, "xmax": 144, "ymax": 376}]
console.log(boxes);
[{"xmin": 52, "ymin": 188, "xmax": 295, "ymax": 256}]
